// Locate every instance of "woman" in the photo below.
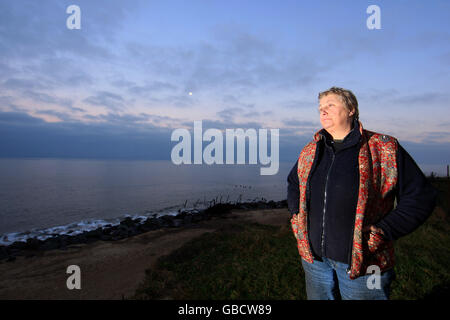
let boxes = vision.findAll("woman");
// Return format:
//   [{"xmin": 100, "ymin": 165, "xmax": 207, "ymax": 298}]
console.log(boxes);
[{"xmin": 287, "ymin": 87, "xmax": 437, "ymax": 300}]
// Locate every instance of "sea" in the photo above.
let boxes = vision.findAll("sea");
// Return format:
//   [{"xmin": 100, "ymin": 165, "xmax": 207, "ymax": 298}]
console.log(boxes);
[
  {"xmin": 0, "ymin": 158, "xmax": 294, "ymax": 245},
  {"xmin": 0, "ymin": 158, "xmax": 446, "ymax": 245}
]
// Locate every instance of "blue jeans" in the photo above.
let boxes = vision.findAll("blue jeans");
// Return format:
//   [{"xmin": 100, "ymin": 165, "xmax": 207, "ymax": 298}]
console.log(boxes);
[{"xmin": 301, "ymin": 257, "xmax": 395, "ymax": 300}]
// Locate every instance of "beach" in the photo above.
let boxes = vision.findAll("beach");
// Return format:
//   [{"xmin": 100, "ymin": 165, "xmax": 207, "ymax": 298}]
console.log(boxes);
[{"xmin": 0, "ymin": 207, "xmax": 291, "ymax": 299}]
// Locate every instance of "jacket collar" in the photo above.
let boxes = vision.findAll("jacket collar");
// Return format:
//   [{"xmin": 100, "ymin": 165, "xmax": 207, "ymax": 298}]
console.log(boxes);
[{"xmin": 313, "ymin": 118, "xmax": 363, "ymax": 147}]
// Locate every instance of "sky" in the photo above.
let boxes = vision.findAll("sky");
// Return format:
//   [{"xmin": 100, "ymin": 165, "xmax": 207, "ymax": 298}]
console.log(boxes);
[{"xmin": 0, "ymin": 0, "xmax": 449, "ymax": 167}]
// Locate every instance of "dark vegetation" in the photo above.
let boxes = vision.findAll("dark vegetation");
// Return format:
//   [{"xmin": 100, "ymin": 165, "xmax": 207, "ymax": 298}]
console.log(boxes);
[{"xmin": 133, "ymin": 178, "xmax": 450, "ymax": 300}]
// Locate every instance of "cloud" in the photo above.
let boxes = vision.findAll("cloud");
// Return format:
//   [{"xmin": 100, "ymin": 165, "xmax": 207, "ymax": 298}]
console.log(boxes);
[
  {"xmin": 282, "ymin": 119, "xmax": 319, "ymax": 128},
  {"xmin": 0, "ymin": 110, "xmax": 172, "ymax": 160},
  {"xmin": 34, "ymin": 109, "xmax": 76, "ymax": 122},
  {"xmin": 82, "ymin": 112, "xmax": 182, "ymax": 129},
  {"xmin": 400, "ymin": 140, "xmax": 450, "ymax": 165},
  {"xmin": 26, "ymin": 56, "xmax": 95, "ymax": 88},
  {"xmin": 188, "ymin": 34, "xmax": 322, "ymax": 93},
  {"xmin": 0, "ymin": 95, "xmax": 15, "ymax": 109},
  {"xmin": 357, "ymin": 88, "xmax": 399, "ymax": 103},
  {"xmin": 0, "ymin": 111, "xmax": 46, "ymax": 125},
  {"xmin": 83, "ymin": 91, "xmax": 127, "ymax": 111},
  {"xmin": 0, "ymin": 63, "xmax": 16, "ymax": 81},
  {"xmin": 0, "ymin": 0, "xmax": 447, "ymax": 151},
  {"xmin": 438, "ymin": 51, "xmax": 450, "ymax": 66},
  {"xmin": 0, "ymin": 110, "xmax": 448, "ymax": 165},
  {"xmin": 419, "ymin": 131, "xmax": 450, "ymax": 144},
  {"xmin": 0, "ymin": 0, "xmax": 140, "ymax": 60},
  {"xmin": 161, "ymin": 93, "xmax": 196, "ymax": 108},
  {"xmin": 283, "ymin": 99, "xmax": 317, "ymax": 109},
  {"xmin": 127, "ymin": 81, "xmax": 178, "ymax": 97},
  {"xmin": 89, "ymin": 112, "xmax": 151, "ymax": 124},
  {"xmin": 0, "ymin": 0, "xmax": 139, "ymax": 113},
  {"xmin": 70, "ymin": 106, "xmax": 86, "ymax": 113},
  {"xmin": 180, "ymin": 119, "xmax": 264, "ymax": 131},
  {"xmin": 390, "ymin": 92, "xmax": 450, "ymax": 106},
  {"xmin": 122, "ymin": 26, "xmax": 326, "ymax": 97},
  {"xmin": 216, "ymin": 107, "xmax": 244, "ymax": 123},
  {"xmin": 2, "ymin": 78, "xmax": 50, "ymax": 91},
  {"xmin": 22, "ymin": 90, "xmax": 74, "ymax": 109}
]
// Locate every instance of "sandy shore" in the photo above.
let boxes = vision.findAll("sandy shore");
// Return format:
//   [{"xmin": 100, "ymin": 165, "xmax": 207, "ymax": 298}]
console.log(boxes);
[{"xmin": 0, "ymin": 208, "xmax": 291, "ymax": 299}]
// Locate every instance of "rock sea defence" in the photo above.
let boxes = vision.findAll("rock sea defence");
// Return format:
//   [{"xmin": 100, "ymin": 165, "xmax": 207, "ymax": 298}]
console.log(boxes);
[{"xmin": 0, "ymin": 200, "xmax": 287, "ymax": 262}]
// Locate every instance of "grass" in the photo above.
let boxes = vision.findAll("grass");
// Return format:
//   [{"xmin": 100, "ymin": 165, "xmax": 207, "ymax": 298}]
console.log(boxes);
[
  {"xmin": 390, "ymin": 177, "xmax": 450, "ymax": 299},
  {"xmin": 133, "ymin": 179, "xmax": 450, "ymax": 300}
]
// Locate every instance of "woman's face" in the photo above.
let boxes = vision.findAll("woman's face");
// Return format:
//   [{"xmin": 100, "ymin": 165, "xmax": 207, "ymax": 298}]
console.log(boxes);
[{"xmin": 318, "ymin": 93, "xmax": 353, "ymax": 134}]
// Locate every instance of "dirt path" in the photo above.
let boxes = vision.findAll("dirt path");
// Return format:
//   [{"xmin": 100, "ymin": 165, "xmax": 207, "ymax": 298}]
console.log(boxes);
[{"xmin": 0, "ymin": 208, "xmax": 291, "ymax": 299}]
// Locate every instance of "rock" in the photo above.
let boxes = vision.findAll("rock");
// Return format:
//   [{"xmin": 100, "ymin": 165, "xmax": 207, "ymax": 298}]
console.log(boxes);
[
  {"xmin": 133, "ymin": 218, "xmax": 142, "ymax": 224},
  {"xmin": 172, "ymin": 218, "xmax": 184, "ymax": 228},
  {"xmin": 101, "ymin": 228, "xmax": 112, "ymax": 235},
  {"xmin": 141, "ymin": 218, "xmax": 159, "ymax": 231},
  {"xmin": 176, "ymin": 211, "xmax": 186, "ymax": 218},
  {"xmin": 137, "ymin": 224, "xmax": 149, "ymax": 232},
  {"xmin": 84, "ymin": 237, "xmax": 97, "ymax": 244},
  {"xmin": 58, "ymin": 237, "xmax": 68, "ymax": 249},
  {"xmin": 192, "ymin": 213, "xmax": 204, "ymax": 223},
  {"xmin": 40, "ymin": 239, "xmax": 60, "ymax": 251},
  {"xmin": 277, "ymin": 200, "xmax": 288, "ymax": 208},
  {"xmin": 0, "ymin": 246, "xmax": 9, "ymax": 260},
  {"xmin": 183, "ymin": 214, "xmax": 193, "ymax": 225},
  {"xmin": 204, "ymin": 203, "xmax": 234, "ymax": 216},
  {"xmin": 10, "ymin": 241, "xmax": 27, "ymax": 251},
  {"xmin": 111, "ymin": 229, "xmax": 126, "ymax": 240},
  {"xmin": 72, "ymin": 233, "xmax": 87, "ymax": 244},
  {"xmin": 25, "ymin": 238, "xmax": 42, "ymax": 250},
  {"xmin": 0, "ymin": 198, "xmax": 289, "ymax": 257},
  {"xmin": 85, "ymin": 229, "xmax": 102, "ymax": 239},
  {"xmin": 100, "ymin": 234, "xmax": 112, "ymax": 241},
  {"xmin": 120, "ymin": 217, "xmax": 135, "ymax": 228},
  {"xmin": 256, "ymin": 202, "xmax": 269, "ymax": 209},
  {"xmin": 127, "ymin": 226, "xmax": 139, "ymax": 236},
  {"xmin": 159, "ymin": 216, "xmax": 173, "ymax": 227}
]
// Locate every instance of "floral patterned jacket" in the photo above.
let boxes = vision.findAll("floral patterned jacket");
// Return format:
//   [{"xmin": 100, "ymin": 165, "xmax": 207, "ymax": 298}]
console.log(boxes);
[{"xmin": 291, "ymin": 121, "xmax": 398, "ymax": 279}]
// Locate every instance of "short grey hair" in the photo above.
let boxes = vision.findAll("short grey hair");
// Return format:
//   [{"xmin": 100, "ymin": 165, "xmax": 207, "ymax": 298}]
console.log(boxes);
[{"xmin": 318, "ymin": 87, "xmax": 359, "ymax": 120}]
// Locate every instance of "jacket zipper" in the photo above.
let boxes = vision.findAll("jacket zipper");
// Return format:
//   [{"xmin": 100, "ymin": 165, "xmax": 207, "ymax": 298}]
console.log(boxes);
[{"xmin": 320, "ymin": 149, "xmax": 335, "ymax": 257}]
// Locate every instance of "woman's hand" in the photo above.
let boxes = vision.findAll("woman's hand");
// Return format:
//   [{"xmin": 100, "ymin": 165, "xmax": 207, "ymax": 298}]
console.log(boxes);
[
  {"xmin": 362, "ymin": 225, "xmax": 385, "ymax": 235},
  {"xmin": 363, "ymin": 225, "xmax": 386, "ymax": 252}
]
